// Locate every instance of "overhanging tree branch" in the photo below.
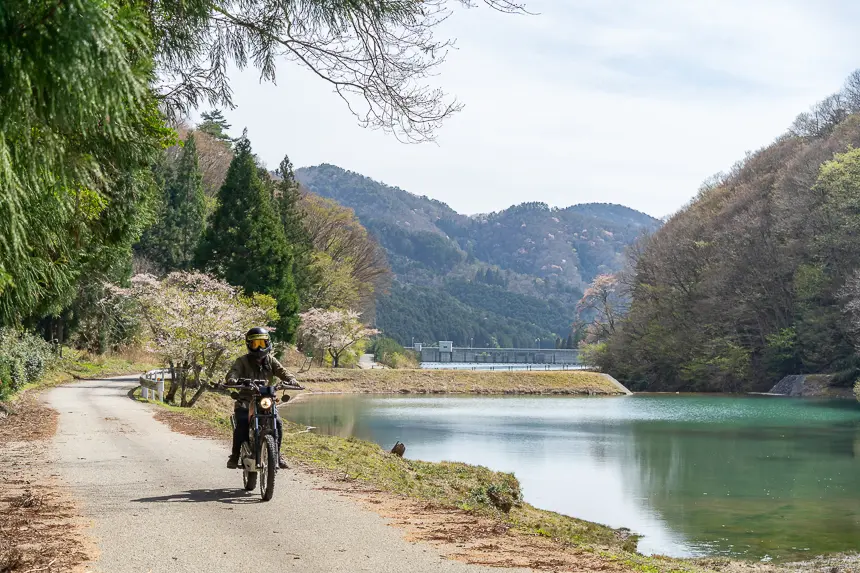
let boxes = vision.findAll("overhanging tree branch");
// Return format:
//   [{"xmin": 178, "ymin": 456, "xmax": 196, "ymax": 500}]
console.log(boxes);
[{"xmin": 152, "ymin": 0, "xmax": 530, "ymax": 142}]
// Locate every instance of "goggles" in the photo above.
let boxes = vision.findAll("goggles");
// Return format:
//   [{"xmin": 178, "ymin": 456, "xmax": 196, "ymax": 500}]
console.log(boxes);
[{"xmin": 248, "ymin": 337, "xmax": 269, "ymax": 350}]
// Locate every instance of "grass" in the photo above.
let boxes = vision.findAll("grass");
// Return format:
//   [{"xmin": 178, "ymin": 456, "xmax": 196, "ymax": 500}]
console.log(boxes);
[
  {"xmin": 294, "ymin": 368, "xmax": 629, "ymax": 395},
  {"xmin": 2, "ymin": 347, "xmax": 158, "ymax": 405}
]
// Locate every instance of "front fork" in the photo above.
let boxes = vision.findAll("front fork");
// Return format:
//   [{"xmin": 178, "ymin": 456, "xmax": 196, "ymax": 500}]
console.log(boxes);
[{"xmin": 241, "ymin": 402, "xmax": 280, "ymax": 470}]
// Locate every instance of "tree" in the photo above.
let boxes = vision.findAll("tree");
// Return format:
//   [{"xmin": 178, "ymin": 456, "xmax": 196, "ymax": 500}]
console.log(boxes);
[
  {"xmin": 197, "ymin": 110, "xmax": 233, "ymax": 142},
  {"xmin": 298, "ymin": 194, "xmax": 391, "ymax": 315},
  {"xmin": 109, "ymin": 272, "xmax": 278, "ymax": 406},
  {"xmin": 150, "ymin": 0, "xmax": 529, "ymax": 141},
  {"xmin": 138, "ymin": 133, "xmax": 207, "ymax": 271},
  {"xmin": 298, "ymin": 308, "xmax": 378, "ymax": 368},
  {"xmin": 577, "ymin": 274, "xmax": 625, "ymax": 343},
  {"xmin": 196, "ymin": 135, "xmax": 300, "ymax": 340},
  {"xmin": 274, "ymin": 156, "xmax": 317, "ymax": 308},
  {"xmin": 0, "ymin": 0, "xmax": 171, "ymax": 328}
]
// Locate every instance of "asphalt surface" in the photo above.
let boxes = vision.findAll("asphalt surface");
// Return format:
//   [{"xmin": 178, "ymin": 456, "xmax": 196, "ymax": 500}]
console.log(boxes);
[{"xmin": 47, "ymin": 377, "xmax": 528, "ymax": 573}]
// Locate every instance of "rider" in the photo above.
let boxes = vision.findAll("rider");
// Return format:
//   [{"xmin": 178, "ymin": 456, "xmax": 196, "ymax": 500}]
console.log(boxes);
[{"xmin": 225, "ymin": 327, "xmax": 294, "ymax": 470}]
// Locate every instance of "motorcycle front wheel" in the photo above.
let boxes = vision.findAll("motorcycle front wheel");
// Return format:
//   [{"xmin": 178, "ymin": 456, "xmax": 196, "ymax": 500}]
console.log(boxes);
[
  {"xmin": 259, "ymin": 434, "xmax": 277, "ymax": 502},
  {"xmin": 241, "ymin": 443, "xmax": 256, "ymax": 491}
]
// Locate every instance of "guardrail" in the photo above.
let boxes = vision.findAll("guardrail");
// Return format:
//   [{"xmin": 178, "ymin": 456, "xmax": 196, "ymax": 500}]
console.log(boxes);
[{"xmin": 138, "ymin": 368, "xmax": 171, "ymax": 402}]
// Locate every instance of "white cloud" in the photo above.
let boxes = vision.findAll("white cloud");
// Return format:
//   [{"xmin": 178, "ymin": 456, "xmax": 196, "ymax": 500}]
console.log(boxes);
[{"xmin": 219, "ymin": 0, "xmax": 860, "ymax": 218}]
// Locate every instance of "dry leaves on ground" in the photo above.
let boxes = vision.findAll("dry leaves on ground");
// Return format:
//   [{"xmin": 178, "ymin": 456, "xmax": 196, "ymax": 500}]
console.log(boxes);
[{"xmin": 0, "ymin": 394, "xmax": 92, "ymax": 573}]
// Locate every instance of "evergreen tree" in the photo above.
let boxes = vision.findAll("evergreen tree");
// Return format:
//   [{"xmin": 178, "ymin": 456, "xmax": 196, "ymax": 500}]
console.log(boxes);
[
  {"xmin": 197, "ymin": 110, "xmax": 233, "ymax": 143},
  {"xmin": 138, "ymin": 134, "xmax": 206, "ymax": 271},
  {"xmin": 274, "ymin": 156, "xmax": 317, "ymax": 308},
  {"xmin": 171, "ymin": 135, "xmax": 207, "ymax": 269},
  {"xmin": 0, "ymin": 0, "xmax": 167, "ymax": 327},
  {"xmin": 196, "ymin": 135, "xmax": 300, "ymax": 340}
]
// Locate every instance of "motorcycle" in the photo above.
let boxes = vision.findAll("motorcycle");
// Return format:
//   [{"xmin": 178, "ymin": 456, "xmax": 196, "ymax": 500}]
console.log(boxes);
[{"xmin": 220, "ymin": 377, "xmax": 304, "ymax": 501}]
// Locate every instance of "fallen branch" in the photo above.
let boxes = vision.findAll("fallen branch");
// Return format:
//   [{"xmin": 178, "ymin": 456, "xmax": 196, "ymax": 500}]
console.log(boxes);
[
  {"xmin": 288, "ymin": 426, "xmax": 316, "ymax": 435},
  {"xmin": 22, "ymin": 558, "xmax": 57, "ymax": 573}
]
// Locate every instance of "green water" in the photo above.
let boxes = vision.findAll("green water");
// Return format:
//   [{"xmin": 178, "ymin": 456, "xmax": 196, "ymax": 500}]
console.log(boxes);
[{"xmin": 282, "ymin": 393, "xmax": 860, "ymax": 561}]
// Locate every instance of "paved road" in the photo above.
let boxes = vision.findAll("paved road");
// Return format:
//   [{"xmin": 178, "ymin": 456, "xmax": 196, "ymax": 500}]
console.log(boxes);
[
  {"xmin": 358, "ymin": 353, "xmax": 385, "ymax": 369},
  {"xmin": 47, "ymin": 377, "xmax": 528, "ymax": 573}
]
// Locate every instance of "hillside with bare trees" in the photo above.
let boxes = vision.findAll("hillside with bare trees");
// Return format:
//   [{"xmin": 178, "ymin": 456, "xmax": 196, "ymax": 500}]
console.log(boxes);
[{"xmin": 594, "ymin": 70, "xmax": 860, "ymax": 392}]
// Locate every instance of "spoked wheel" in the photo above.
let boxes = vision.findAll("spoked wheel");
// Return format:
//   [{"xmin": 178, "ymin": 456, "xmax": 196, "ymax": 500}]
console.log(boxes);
[
  {"xmin": 240, "ymin": 443, "xmax": 256, "ymax": 491},
  {"xmin": 259, "ymin": 434, "xmax": 277, "ymax": 502}
]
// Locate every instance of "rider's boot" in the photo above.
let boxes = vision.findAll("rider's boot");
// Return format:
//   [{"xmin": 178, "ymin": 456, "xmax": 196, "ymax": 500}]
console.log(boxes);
[
  {"xmin": 278, "ymin": 454, "xmax": 289, "ymax": 469},
  {"xmin": 227, "ymin": 454, "xmax": 239, "ymax": 469}
]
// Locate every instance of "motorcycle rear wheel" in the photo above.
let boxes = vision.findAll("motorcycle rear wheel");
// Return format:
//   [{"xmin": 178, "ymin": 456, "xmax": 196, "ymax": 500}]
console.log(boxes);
[{"xmin": 259, "ymin": 434, "xmax": 277, "ymax": 502}]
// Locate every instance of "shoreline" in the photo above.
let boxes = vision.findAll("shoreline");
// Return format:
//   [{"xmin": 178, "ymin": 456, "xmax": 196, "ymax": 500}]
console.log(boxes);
[
  {"xmin": 135, "ymin": 380, "xmax": 856, "ymax": 573},
  {"xmin": 291, "ymin": 368, "xmax": 632, "ymax": 396},
  {"xmin": 145, "ymin": 389, "xmax": 713, "ymax": 573}
]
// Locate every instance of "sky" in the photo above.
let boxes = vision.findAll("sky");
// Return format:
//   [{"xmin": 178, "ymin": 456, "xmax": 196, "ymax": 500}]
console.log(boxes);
[{"xmin": 214, "ymin": 0, "xmax": 860, "ymax": 219}]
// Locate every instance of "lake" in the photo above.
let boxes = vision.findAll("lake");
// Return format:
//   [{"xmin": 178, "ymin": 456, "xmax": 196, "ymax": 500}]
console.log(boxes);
[{"xmin": 282, "ymin": 393, "xmax": 860, "ymax": 561}]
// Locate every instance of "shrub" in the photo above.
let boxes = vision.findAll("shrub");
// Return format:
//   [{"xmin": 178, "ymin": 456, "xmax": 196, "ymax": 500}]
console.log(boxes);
[
  {"xmin": 370, "ymin": 336, "xmax": 419, "ymax": 368},
  {"xmin": 385, "ymin": 351, "xmax": 419, "ymax": 369},
  {"xmin": 0, "ymin": 328, "xmax": 56, "ymax": 399}
]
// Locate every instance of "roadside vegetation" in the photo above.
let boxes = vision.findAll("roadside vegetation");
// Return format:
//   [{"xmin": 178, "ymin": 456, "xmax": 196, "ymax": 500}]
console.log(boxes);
[
  {"xmin": 0, "ymin": 328, "xmax": 156, "ymax": 405},
  {"xmin": 369, "ymin": 337, "xmax": 420, "ymax": 369}
]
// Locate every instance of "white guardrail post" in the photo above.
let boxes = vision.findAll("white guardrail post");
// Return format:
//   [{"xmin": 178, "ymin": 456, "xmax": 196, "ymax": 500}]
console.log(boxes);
[{"xmin": 139, "ymin": 368, "xmax": 168, "ymax": 402}]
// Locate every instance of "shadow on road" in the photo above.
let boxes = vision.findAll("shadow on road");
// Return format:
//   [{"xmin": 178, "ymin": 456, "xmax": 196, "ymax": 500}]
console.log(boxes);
[{"xmin": 132, "ymin": 488, "xmax": 260, "ymax": 505}]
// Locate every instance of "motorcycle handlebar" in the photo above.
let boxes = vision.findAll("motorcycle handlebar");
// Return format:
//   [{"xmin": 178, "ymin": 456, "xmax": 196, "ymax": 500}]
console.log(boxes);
[{"xmin": 218, "ymin": 378, "xmax": 305, "ymax": 391}]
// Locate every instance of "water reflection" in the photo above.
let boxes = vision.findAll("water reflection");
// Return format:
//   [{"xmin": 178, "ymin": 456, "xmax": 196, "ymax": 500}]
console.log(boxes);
[{"xmin": 282, "ymin": 394, "xmax": 860, "ymax": 560}]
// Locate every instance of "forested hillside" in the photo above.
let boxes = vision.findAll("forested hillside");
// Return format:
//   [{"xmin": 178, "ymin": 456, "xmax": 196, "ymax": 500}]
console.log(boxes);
[
  {"xmin": 295, "ymin": 165, "xmax": 659, "ymax": 347},
  {"xmin": 595, "ymin": 70, "xmax": 860, "ymax": 392}
]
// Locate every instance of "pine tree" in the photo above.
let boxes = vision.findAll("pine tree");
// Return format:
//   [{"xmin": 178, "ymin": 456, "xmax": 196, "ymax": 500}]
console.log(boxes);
[
  {"xmin": 138, "ymin": 134, "xmax": 206, "ymax": 271},
  {"xmin": 197, "ymin": 110, "xmax": 233, "ymax": 143},
  {"xmin": 196, "ymin": 135, "xmax": 300, "ymax": 340},
  {"xmin": 170, "ymin": 134, "xmax": 207, "ymax": 269},
  {"xmin": 274, "ymin": 156, "xmax": 317, "ymax": 308}
]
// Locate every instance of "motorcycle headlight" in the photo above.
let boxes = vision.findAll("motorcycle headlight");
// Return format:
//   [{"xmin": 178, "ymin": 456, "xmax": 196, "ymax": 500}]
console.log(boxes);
[{"xmin": 260, "ymin": 397, "xmax": 273, "ymax": 410}]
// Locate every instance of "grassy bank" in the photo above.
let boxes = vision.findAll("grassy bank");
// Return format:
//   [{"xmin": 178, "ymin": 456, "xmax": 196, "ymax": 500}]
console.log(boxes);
[
  {"xmin": 1, "ymin": 348, "xmax": 157, "ymax": 406},
  {"xmin": 294, "ymin": 368, "xmax": 629, "ymax": 395}
]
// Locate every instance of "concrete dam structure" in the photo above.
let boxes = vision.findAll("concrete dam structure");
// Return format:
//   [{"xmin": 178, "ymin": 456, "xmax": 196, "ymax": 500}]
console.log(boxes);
[{"xmin": 418, "ymin": 341, "xmax": 580, "ymax": 365}]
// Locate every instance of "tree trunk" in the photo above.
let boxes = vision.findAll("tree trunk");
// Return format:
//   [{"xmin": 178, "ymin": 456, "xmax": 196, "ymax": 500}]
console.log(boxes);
[
  {"xmin": 165, "ymin": 360, "xmax": 179, "ymax": 404},
  {"xmin": 180, "ymin": 368, "xmax": 188, "ymax": 407},
  {"xmin": 187, "ymin": 382, "xmax": 208, "ymax": 407},
  {"xmin": 183, "ymin": 368, "xmax": 203, "ymax": 407}
]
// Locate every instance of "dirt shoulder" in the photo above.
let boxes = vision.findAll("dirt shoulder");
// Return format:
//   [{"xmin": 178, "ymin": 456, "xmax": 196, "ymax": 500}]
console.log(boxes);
[
  {"xmin": 0, "ymin": 393, "xmax": 93, "ymax": 573},
  {"xmin": 294, "ymin": 368, "xmax": 630, "ymax": 396},
  {"xmin": 0, "ymin": 351, "xmax": 156, "ymax": 573}
]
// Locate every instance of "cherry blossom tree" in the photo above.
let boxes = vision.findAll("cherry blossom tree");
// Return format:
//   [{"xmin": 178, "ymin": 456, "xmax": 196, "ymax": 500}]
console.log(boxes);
[
  {"xmin": 577, "ymin": 274, "xmax": 627, "ymax": 344},
  {"xmin": 108, "ymin": 272, "xmax": 278, "ymax": 406},
  {"xmin": 298, "ymin": 308, "xmax": 378, "ymax": 368}
]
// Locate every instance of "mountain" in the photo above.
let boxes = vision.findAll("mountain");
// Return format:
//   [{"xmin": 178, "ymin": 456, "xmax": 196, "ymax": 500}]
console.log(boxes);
[{"xmin": 295, "ymin": 164, "xmax": 660, "ymax": 348}]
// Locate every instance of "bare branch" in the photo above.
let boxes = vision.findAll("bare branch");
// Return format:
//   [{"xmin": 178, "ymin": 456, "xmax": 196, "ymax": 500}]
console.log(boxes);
[{"xmin": 151, "ymin": 0, "xmax": 529, "ymax": 141}]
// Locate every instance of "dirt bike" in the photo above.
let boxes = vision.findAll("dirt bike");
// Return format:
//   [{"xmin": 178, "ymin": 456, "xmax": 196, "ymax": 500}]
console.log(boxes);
[{"xmin": 220, "ymin": 377, "xmax": 304, "ymax": 502}]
